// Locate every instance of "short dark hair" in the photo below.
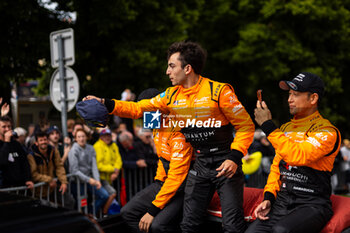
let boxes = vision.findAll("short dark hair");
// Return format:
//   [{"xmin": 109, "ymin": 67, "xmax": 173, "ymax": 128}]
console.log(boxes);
[
  {"xmin": 35, "ymin": 131, "xmax": 48, "ymax": 141},
  {"xmin": 167, "ymin": 41, "xmax": 207, "ymax": 75},
  {"xmin": 0, "ymin": 115, "xmax": 12, "ymax": 123}
]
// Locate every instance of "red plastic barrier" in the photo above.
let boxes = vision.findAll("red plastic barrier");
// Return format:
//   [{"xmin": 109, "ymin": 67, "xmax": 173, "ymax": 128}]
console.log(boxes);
[{"xmin": 207, "ymin": 187, "xmax": 350, "ymax": 233}]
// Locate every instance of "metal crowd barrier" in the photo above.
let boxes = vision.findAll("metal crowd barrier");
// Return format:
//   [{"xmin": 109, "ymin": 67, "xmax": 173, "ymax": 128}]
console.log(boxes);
[
  {"xmin": 0, "ymin": 166, "xmax": 158, "ymax": 219},
  {"xmin": 71, "ymin": 174, "xmax": 97, "ymax": 216},
  {"xmin": 122, "ymin": 165, "xmax": 157, "ymax": 201},
  {"xmin": 1, "ymin": 165, "xmax": 172, "ymax": 219},
  {"xmin": 120, "ymin": 164, "xmax": 267, "ymax": 202},
  {"xmin": 0, "ymin": 174, "xmax": 99, "ymax": 218}
]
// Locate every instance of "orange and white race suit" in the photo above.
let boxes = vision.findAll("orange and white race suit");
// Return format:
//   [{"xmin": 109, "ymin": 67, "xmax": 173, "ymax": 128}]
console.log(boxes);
[
  {"xmin": 149, "ymin": 124, "xmax": 193, "ymax": 213},
  {"xmin": 110, "ymin": 76, "xmax": 255, "ymax": 165},
  {"xmin": 262, "ymin": 111, "xmax": 341, "ymax": 203},
  {"xmin": 107, "ymin": 76, "xmax": 254, "ymax": 231}
]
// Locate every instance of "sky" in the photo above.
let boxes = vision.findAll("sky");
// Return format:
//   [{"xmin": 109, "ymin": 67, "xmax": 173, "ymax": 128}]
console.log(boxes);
[{"xmin": 40, "ymin": 0, "xmax": 77, "ymax": 22}]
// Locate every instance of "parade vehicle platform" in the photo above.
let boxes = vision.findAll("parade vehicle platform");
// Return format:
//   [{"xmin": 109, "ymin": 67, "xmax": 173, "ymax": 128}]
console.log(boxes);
[{"xmin": 208, "ymin": 187, "xmax": 350, "ymax": 233}]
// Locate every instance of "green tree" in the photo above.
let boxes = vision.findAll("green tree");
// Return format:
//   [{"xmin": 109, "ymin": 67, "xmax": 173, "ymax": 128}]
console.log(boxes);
[
  {"xmin": 0, "ymin": 0, "xmax": 68, "ymax": 88},
  {"xmin": 188, "ymin": 0, "xmax": 350, "ymax": 137},
  {"xmin": 3, "ymin": 0, "xmax": 350, "ymax": 137},
  {"xmin": 55, "ymin": 0, "xmax": 204, "ymax": 99}
]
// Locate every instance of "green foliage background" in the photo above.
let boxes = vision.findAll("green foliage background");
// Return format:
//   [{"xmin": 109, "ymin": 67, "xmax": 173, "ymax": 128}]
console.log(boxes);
[{"xmin": 1, "ymin": 0, "xmax": 350, "ymax": 138}]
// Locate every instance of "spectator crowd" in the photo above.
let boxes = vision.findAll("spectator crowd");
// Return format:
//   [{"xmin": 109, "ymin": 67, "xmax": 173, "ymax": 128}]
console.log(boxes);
[{"xmin": 0, "ymin": 96, "xmax": 158, "ymax": 215}]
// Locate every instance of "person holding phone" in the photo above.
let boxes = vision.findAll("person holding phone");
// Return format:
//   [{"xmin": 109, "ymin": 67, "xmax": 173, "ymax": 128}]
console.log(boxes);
[
  {"xmin": 0, "ymin": 115, "xmax": 34, "ymax": 189},
  {"xmin": 246, "ymin": 72, "xmax": 341, "ymax": 233}
]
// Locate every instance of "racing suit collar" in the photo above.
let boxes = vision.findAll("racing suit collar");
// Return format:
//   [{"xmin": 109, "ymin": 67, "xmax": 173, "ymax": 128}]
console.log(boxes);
[
  {"xmin": 180, "ymin": 76, "xmax": 204, "ymax": 96},
  {"xmin": 291, "ymin": 110, "xmax": 321, "ymax": 124}
]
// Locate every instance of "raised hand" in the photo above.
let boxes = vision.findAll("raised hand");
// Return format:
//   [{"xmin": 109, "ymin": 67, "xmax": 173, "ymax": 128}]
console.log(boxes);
[
  {"xmin": 1, "ymin": 102, "xmax": 10, "ymax": 117},
  {"xmin": 82, "ymin": 95, "xmax": 104, "ymax": 104},
  {"xmin": 254, "ymin": 101, "xmax": 272, "ymax": 126}
]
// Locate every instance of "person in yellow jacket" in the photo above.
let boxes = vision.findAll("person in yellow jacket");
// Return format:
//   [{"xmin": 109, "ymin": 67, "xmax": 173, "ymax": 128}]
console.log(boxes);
[
  {"xmin": 84, "ymin": 41, "xmax": 255, "ymax": 233},
  {"xmin": 93, "ymin": 128, "xmax": 123, "ymax": 213},
  {"xmin": 246, "ymin": 72, "xmax": 341, "ymax": 233}
]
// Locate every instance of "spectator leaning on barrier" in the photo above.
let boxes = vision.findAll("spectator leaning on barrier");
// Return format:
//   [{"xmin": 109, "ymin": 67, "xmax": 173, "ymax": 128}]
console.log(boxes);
[
  {"xmin": 67, "ymin": 118, "xmax": 75, "ymax": 139},
  {"xmin": 0, "ymin": 116, "xmax": 34, "ymax": 189},
  {"xmin": 28, "ymin": 131, "xmax": 75, "ymax": 208},
  {"xmin": 72, "ymin": 123, "xmax": 99, "ymax": 145},
  {"xmin": 68, "ymin": 128, "xmax": 110, "ymax": 215},
  {"xmin": 94, "ymin": 128, "xmax": 122, "ymax": 212},
  {"xmin": 117, "ymin": 130, "xmax": 147, "ymax": 169},
  {"xmin": 120, "ymin": 88, "xmax": 136, "ymax": 134},
  {"xmin": 249, "ymin": 129, "xmax": 275, "ymax": 159},
  {"xmin": 247, "ymin": 129, "xmax": 275, "ymax": 185},
  {"xmin": 71, "ymin": 123, "xmax": 84, "ymax": 141},
  {"xmin": 47, "ymin": 125, "xmax": 72, "ymax": 173},
  {"xmin": 134, "ymin": 128, "xmax": 158, "ymax": 166},
  {"xmin": 13, "ymin": 127, "xmax": 30, "ymax": 154},
  {"xmin": 246, "ymin": 72, "xmax": 341, "ymax": 233},
  {"xmin": 117, "ymin": 123, "xmax": 127, "ymax": 134},
  {"xmin": 110, "ymin": 125, "xmax": 119, "ymax": 143},
  {"xmin": 25, "ymin": 123, "xmax": 36, "ymax": 149}
]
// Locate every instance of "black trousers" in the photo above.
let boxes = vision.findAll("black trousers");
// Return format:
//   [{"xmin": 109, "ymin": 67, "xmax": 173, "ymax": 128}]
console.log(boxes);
[
  {"xmin": 121, "ymin": 181, "xmax": 184, "ymax": 233},
  {"xmin": 181, "ymin": 154, "xmax": 246, "ymax": 233},
  {"xmin": 245, "ymin": 192, "xmax": 333, "ymax": 233}
]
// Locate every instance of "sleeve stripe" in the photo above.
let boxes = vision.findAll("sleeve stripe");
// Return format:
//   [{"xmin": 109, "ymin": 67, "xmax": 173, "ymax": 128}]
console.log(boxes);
[{"xmin": 324, "ymin": 127, "xmax": 341, "ymax": 157}]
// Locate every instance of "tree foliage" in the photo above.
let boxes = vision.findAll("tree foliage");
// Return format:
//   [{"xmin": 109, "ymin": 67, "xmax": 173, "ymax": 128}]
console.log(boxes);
[
  {"xmin": 0, "ymin": 1, "xmax": 67, "ymax": 87},
  {"xmin": 187, "ymin": 0, "xmax": 350, "ymax": 137},
  {"xmin": 2, "ymin": 0, "xmax": 350, "ymax": 137},
  {"xmin": 55, "ymin": 0, "xmax": 204, "ymax": 99}
]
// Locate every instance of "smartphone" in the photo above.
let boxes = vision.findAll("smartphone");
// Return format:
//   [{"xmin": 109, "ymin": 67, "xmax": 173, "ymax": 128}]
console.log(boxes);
[{"xmin": 257, "ymin": 89, "xmax": 263, "ymax": 102}]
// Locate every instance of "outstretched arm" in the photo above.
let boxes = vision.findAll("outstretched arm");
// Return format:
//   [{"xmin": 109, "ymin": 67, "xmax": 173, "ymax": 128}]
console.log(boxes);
[{"xmin": 83, "ymin": 91, "xmax": 170, "ymax": 119}]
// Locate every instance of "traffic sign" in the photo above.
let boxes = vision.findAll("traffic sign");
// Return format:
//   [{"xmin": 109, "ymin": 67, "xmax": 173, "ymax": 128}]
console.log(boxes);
[
  {"xmin": 50, "ymin": 28, "xmax": 75, "ymax": 68},
  {"xmin": 50, "ymin": 67, "xmax": 80, "ymax": 112}
]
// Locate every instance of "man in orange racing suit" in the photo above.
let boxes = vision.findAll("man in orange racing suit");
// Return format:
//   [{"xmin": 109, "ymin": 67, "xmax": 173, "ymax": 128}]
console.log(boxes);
[
  {"xmin": 121, "ymin": 88, "xmax": 193, "ymax": 233},
  {"xmin": 84, "ymin": 41, "xmax": 255, "ymax": 233},
  {"xmin": 246, "ymin": 72, "xmax": 341, "ymax": 233}
]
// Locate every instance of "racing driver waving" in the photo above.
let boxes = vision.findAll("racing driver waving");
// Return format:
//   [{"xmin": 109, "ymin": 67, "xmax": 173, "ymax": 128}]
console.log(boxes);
[{"xmin": 84, "ymin": 41, "xmax": 255, "ymax": 233}]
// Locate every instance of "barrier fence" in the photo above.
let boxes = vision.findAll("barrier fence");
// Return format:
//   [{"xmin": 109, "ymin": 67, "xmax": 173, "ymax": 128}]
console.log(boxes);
[
  {"xmin": 0, "ymin": 166, "xmax": 157, "ymax": 220},
  {"xmin": 0, "ymin": 174, "xmax": 99, "ymax": 217},
  {"xmin": 122, "ymin": 166, "xmax": 157, "ymax": 201},
  {"xmin": 0, "ymin": 164, "xmax": 264, "ymax": 221}
]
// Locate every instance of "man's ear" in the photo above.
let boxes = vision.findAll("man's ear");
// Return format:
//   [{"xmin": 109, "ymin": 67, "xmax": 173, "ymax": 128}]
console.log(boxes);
[
  {"xmin": 184, "ymin": 64, "xmax": 192, "ymax": 75},
  {"xmin": 310, "ymin": 93, "xmax": 319, "ymax": 105}
]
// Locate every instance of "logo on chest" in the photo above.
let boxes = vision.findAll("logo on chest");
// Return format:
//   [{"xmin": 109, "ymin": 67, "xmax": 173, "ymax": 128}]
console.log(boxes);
[
  {"xmin": 194, "ymin": 97, "xmax": 209, "ymax": 104},
  {"xmin": 8, "ymin": 152, "xmax": 19, "ymax": 162},
  {"xmin": 173, "ymin": 99, "xmax": 186, "ymax": 106}
]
